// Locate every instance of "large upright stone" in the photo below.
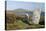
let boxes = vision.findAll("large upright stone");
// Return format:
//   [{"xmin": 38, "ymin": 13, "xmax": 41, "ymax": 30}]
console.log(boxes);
[{"xmin": 32, "ymin": 8, "xmax": 41, "ymax": 24}]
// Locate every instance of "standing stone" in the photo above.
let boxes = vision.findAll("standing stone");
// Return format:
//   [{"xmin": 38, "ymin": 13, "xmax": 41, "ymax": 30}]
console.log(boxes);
[
  {"xmin": 24, "ymin": 13, "xmax": 29, "ymax": 21},
  {"xmin": 24, "ymin": 13, "xmax": 30, "ymax": 24},
  {"xmin": 32, "ymin": 8, "xmax": 41, "ymax": 24}
]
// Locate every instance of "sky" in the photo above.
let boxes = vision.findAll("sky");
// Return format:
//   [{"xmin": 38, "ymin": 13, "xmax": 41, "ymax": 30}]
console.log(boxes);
[{"xmin": 6, "ymin": 1, "xmax": 45, "ymax": 11}]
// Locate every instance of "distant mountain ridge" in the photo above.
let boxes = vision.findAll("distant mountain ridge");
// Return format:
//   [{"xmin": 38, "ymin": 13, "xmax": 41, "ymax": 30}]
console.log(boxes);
[{"xmin": 7, "ymin": 8, "xmax": 45, "ymax": 16}]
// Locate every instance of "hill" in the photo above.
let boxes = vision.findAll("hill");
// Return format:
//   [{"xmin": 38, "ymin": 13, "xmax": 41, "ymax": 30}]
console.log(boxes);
[{"xmin": 7, "ymin": 8, "xmax": 45, "ymax": 16}]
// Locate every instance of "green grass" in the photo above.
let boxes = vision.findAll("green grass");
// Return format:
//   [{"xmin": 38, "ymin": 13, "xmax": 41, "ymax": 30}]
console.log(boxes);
[
  {"xmin": 7, "ymin": 20, "xmax": 45, "ymax": 30},
  {"xmin": 7, "ymin": 20, "xmax": 29, "ymax": 30}
]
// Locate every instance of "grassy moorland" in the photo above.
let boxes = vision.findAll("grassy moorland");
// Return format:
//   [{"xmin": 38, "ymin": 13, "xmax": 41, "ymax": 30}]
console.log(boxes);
[{"xmin": 6, "ymin": 11, "xmax": 45, "ymax": 30}]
